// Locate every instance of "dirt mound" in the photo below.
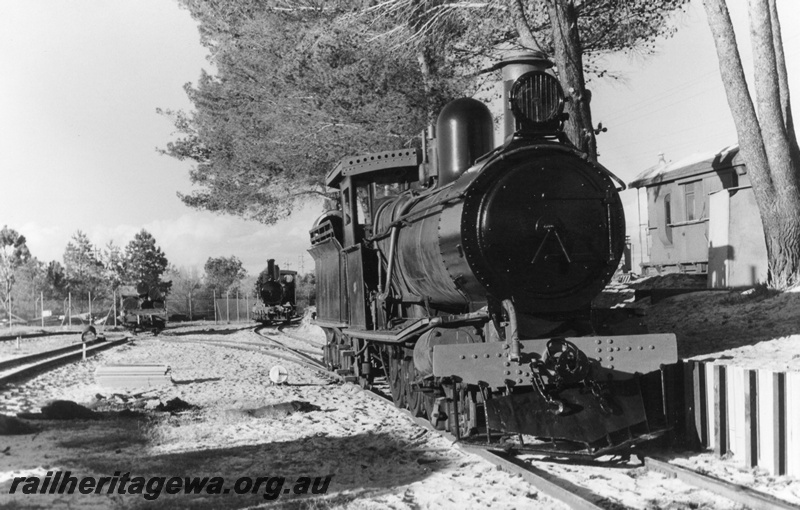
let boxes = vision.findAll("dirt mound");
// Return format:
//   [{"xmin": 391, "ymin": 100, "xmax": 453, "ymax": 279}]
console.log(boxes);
[
  {"xmin": 17, "ymin": 400, "xmax": 100, "ymax": 420},
  {"xmin": 644, "ymin": 288, "xmax": 800, "ymax": 363},
  {"xmin": 0, "ymin": 415, "xmax": 37, "ymax": 435}
]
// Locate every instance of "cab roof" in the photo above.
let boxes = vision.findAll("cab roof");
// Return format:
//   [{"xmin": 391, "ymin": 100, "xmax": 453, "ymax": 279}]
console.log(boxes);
[{"xmin": 325, "ymin": 148, "xmax": 422, "ymax": 188}]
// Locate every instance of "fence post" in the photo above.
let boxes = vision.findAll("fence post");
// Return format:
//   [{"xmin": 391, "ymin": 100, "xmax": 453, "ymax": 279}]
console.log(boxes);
[
  {"xmin": 213, "ymin": 290, "xmax": 217, "ymax": 324},
  {"xmin": 41, "ymin": 291, "xmax": 44, "ymax": 328},
  {"xmin": 245, "ymin": 294, "xmax": 249, "ymax": 321},
  {"xmin": 226, "ymin": 291, "xmax": 230, "ymax": 323},
  {"xmin": 113, "ymin": 290, "xmax": 117, "ymax": 327},
  {"xmin": 236, "ymin": 289, "xmax": 240, "ymax": 322},
  {"xmin": 68, "ymin": 292, "xmax": 72, "ymax": 328},
  {"xmin": 89, "ymin": 291, "xmax": 92, "ymax": 321}
]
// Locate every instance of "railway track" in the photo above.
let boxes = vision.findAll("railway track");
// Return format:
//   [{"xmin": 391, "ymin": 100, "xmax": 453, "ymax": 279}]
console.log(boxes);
[
  {"xmin": 159, "ymin": 323, "xmax": 800, "ymax": 509},
  {"xmin": 0, "ymin": 335, "xmax": 130, "ymax": 386},
  {"xmin": 0, "ymin": 330, "xmax": 85, "ymax": 342}
]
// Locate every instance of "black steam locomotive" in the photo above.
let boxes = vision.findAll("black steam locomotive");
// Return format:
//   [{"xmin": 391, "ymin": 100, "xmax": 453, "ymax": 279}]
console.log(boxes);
[
  {"xmin": 252, "ymin": 259, "xmax": 297, "ymax": 324},
  {"xmin": 118, "ymin": 282, "xmax": 167, "ymax": 334},
  {"xmin": 309, "ymin": 52, "xmax": 678, "ymax": 457}
]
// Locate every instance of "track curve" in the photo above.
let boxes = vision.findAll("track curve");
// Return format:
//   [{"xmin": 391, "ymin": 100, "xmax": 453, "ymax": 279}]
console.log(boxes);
[{"xmin": 0, "ymin": 336, "xmax": 130, "ymax": 386}]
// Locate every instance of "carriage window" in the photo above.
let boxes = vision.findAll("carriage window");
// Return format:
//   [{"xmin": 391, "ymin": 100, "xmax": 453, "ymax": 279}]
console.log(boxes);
[
  {"xmin": 683, "ymin": 181, "xmax": 701, "ymax": 221},
  {"xmin": 664, "ymin": 194, "xmax": 673, "ymax": 244},
  {"xmin": 664, "ymin": 194, "xmax": 672, "ymax": 225}
]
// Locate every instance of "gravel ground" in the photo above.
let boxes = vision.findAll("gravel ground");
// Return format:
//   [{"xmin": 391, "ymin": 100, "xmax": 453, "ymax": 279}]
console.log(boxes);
[
  {"xmin": 0, "ymin": 324, "xmax": 565, "ymax": 509},
  {"xmin": 0, "ymin": 317, "xmax": 798, "ymax": 509}
]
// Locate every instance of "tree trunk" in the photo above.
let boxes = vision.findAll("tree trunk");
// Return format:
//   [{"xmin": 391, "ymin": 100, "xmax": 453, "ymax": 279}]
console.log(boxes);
[
  {"xmin": 703, "ymin": 0, "xmax": 800, "ymax": 289},
  {"xmin": 545, "ymin": 0, "xmax": 597, "ymax": 160},
  {"xmin": 509, "ymin": 0, "xmax": 543, "ymax": 52},
  {"xmin": 767, "ymin": 0, "xmax": 800, "ymax": 162},
  {"xmin": 416, "ymin": 46, "xmax": 438, "ymax": 127}
]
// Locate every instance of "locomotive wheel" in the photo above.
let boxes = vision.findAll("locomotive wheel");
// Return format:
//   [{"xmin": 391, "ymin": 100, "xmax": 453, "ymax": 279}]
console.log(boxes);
[
  {"xmin": 449, "ymin": 385, "xmax": 478, "ymax": 438},
  {"xmin": 383, "ymin": 347, "xmax": 407, "ymax": 409},
  {"xmin": 424, "ymin": 396, "xmax": 446, "ymax": 430},
  {"xmin": 403, "ymin": 357, "xmax": 427, "ymax": 418},
  {"xmin": 322, "ymin": 328, "xmax": 341, "ymax": 370},
  {"xmin": 380, "ymin": 346, "xmax": 433, "ymax": 418}
]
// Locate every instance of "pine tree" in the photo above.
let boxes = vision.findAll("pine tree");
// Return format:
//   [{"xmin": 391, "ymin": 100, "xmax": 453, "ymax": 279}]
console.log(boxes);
[
  {"xmin": 62, "ymin": 230, "xmax": 104, "ymax": 298},
  {"xmin": 124, "ymin": 230, "xmax": 170, "ymax": 294}
]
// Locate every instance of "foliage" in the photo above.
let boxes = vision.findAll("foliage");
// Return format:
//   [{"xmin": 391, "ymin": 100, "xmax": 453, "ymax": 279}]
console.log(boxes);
[
  {"xmin": 204, "ymin": 255, "xmax": 248, "ymax": 293},
  {"xmin": 160, "ymin": 0, "xmax": 465, "ymax": 224},
  {"xmin": 166, "ymin": 265, "xmax": 206, "ymax": 320},
  {"xmin": 62, "ymin": 231, "xmax": 105, "ymax": 298},
  {"xmin": 0, "ymin": 226, "xmax": 32, "ymax": 310},
  {"xmin": 9, "ymin": 258, "xmax": 46, "ymax": 319},
  {"xmin": 124, "ymin": 230, "xmax": 171, "ymax": 295},
  {"xmin": 295, "ymin": 272, "xmax": 316, "ymax": 309},
  {"xmin": 161, "ymin": 0, "xmax": 691, "ymax": 221},
  {"xmin": 101, "ymin": 241, "xmax": 127, "ymax": 292},
  {"xmin": 358, "ymin": 0, "xmax": 688, "ymax": 77},
  {"xmin": 43, "ymin": 260, "xmax": 68, "ymax": 300},
  {"xmin": 239, "ymin": 274, "xmax": 258, "ymax": 299},
  {"xmin": 357, "ymin": 0, "xmax": 690, "ymax": 157},
  {"xmin": 702, "ymin": 0, "xmax": 800, "ymax": 289}
]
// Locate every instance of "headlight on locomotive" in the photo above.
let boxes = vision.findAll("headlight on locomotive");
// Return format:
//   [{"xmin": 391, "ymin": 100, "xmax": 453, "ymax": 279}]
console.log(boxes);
[{"xmin": 509, "ymin": 71, "xmax": 565, "ymax": 131}]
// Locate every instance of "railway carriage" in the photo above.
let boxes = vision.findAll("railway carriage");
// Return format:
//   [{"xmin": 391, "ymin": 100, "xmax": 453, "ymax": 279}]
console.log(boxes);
[{"xmin": 309, "ymin": 52, "xmax": 680, "ymax": 457}]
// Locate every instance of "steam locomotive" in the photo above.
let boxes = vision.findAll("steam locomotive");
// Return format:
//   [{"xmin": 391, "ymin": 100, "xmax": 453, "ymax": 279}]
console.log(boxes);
[
  {"xmin": 252, "ymin": 259, "xmax": 297, "ymax": 324},
  {"xmin": 118, "ymin": 282, "xmax": 167, "ymax": 334},
  {"xmin": 309, "ymin": 52, "xmax": 679, "ymax": 457}
]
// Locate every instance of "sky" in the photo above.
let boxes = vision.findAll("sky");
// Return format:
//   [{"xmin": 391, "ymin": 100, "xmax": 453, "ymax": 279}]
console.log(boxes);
[{"xmin": 1, "ymin": 0, "xmax": 799, "ymax": 276}]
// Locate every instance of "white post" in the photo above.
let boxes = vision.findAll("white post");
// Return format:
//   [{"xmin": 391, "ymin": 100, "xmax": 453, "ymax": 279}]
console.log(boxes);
[
  {"xmin": 213, "ymin": 289, "xmax": 217, "ymax": 324},
  {"xmin": 236, "ymin": 289, "xmax": 240, "ymax": 322},
  {"xmin": 68, "ymin": 292, "xmax": 72, "ymax": 328},
  {"xmin": 226, "ymin": 291, "xmax": 230, "ymax": 323},
  {"xmin": 89, "ymin": 291, "xmax": 92, "ymax": 322},
  {"xmin": 245, "ymin": 294, "xmax": 249, "ymax": 321},
  {"xmin": 113, "ymin": 290, "xmax": 117, "ymax": 327},
  {"xmin": 40, "ymin": 291, "xmax": 44, "ymax": 328},
  {"xmin": 82, "ymin": 341, "xmax": 87, "ymax": 361}
]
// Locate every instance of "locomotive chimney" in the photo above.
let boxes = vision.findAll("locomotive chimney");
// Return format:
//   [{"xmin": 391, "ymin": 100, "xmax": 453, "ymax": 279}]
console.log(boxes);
[
  {"xmin": 495, "ymin": 51, "xmax": 554, "ymax": 140},
  {"xmin": 267, "ymin": 259, "xmax": 276, "ymax": 281}
]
